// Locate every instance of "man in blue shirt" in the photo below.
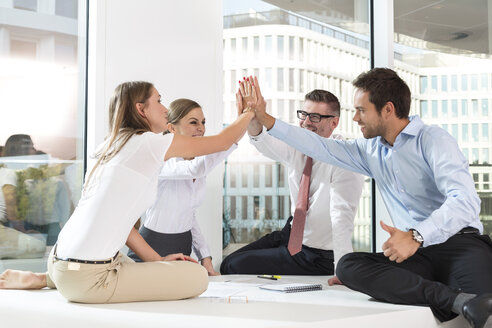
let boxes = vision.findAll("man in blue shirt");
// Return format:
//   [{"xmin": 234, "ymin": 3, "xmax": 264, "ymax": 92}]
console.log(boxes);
[{"xmin": 246, "ymin": 69, "xmax": 492, "ymax": 328}]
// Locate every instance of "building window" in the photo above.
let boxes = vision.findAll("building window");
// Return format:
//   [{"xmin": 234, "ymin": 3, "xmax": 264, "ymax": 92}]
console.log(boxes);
[
  {"xmin": 441, "ymin": 75, "xmax": 448, "ymax": 92},
  {"xmin": 420, "ymin": 100, "xmax": 428, "ymax": 118},
  {"xmin": 265, "ymin": 68, "xmax": 272, "ymax": 89},
  {"xmin": 230, "ymin": 70, "xmax": 236, "ymax": 93},
  {"xmin": 484, "ymin": 173, "xmax": 490, "ymax": 190},
  {"xmin": 472, "ymin": 99, "xmax": 479, "ymax": 116},
  {"xmin": 253, "ymin": 36, "xmax": 259, "ymax": 59},
  {"xmin": 462, "ymin": 124, "xmax": 469, "ymax": 142},
  {"xmin": 472, "ymin": 149, "xmax": 479, "ymax": 164},
  {"xmin": 482, "ymin": 123, "xmax": 489, "ymax": 140},
  {"xmin": 420, "ymin": 76, "xmax": 427, "ymax": 93},
  {"xmin": 277, "ymin": 99, "xmax": 285, "ymax": 121},
  {"xmin": 242, "ymin": 37, "xmax": 248, "ymax": 58},
  {"xmin": 299, "ymin": 37, "xmax": 304, "ymax": 61},
  {"xmin": 483, "ymin": 149, "xmax": 490, "ymax": 165},
  {"xmin": 481, "ymin": 73, "xmax": 488, "ymax": 90},
  {"xmin": 289, "ymin": 68, "xmax": 295, "ymax": 92},
  {"xmin": 472, "ymin": 123, "xmax": 479, "ymax": 142},
  {"xmin": 277, "ymin": 36, "xmax": 284, "ymax": 59},
  {"xmin": 431, "ymin": 75, "xmax": 437, "ymax": 92},
  {"xmin": 482, "ymin": 99, "xmax": 489, "ymax": 116},
  {"xmin": 461, "ymin": 99, "xmax": 468, "ymax": 116},
  {"xmin": 441, "ymin": 100, "xmax": 448, "ymax": 115},
  {"xmin": 265, "ymin": 35, "xmax": 272, "ymax": 56},
  {"xmin": 230, "ymin": 38, "xmax": 236, "ymax": 62},
  {"xmin": 471, "ymin": 74, "xmax": 478, "ymax": 90},
  {"xmin": 14, "ymin": 0, "xmax": 37, "ymax": 11},
  {"xmin": 451, "ymin": 124, "xmax": 459, "ymax": 140},
  {"xmin": 451, "ymin": 100, "xmax": 458, "ymax": 117},
  {"xmin": 451, "ymin": 75, "xmax": 458, "ymax": 91},
  {"xmin": 431, "ymin": 100, "xmax": 438, "ymax": 118},
  {"xmin": 289, "ymin": 36, "xmax": 295, "ymax": 60},
  {"xmin": 461, "ymin": 74, "xmax": 468, "ymax": 91},
  {"xmin": 299, "ymin": 69, "xmax": 304, "ymax": 93},
  {"xmin": 56, "ymin": 0, "xmax": 78, "ymax": 18},
  {"xmin": 277, "ymin": 68, "xmax": 284, "ymax": 91}
]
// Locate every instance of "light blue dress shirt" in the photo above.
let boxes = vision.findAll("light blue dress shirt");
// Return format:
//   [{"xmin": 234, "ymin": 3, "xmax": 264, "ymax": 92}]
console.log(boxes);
[{"xmin": 268, "ymin": 115, "xmax": 482, "ymax": 247}]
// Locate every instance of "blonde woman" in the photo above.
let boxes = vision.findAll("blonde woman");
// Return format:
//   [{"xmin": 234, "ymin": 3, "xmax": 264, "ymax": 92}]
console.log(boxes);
[
  {"xmin": 128, "ymin": 98, "xmax": 236, "ymax": 275},
  {"xmin": 0, "ymin": 80, "xmax": 255, "ymax": 303}
]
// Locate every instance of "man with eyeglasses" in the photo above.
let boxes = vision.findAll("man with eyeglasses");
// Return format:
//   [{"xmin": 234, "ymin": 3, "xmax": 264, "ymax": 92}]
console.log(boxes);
[
  {"xmin": 247, "ymin": 70, "xmax": 492, "ymax": 328},
  {"xmin": 220, "ymin": 89, "xmax": 364, "ymax": 277}
]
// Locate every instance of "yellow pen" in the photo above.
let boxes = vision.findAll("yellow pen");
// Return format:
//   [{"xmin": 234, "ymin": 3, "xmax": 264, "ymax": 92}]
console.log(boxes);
[{"xmin": 257, "ymin": 274, "xmax": 281, "ymax": 280}]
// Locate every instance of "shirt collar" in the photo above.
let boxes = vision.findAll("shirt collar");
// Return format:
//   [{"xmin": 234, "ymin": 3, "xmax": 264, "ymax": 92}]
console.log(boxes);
[{"xmin": 378, "ymin": 115, "xmax": 423, "ymax": 148}]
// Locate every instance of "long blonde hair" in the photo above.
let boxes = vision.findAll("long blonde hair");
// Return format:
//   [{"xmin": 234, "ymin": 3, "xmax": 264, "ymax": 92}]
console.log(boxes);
[{"xmin": 85, "ymin": 81, "xmax": 155, "ymax": 187}]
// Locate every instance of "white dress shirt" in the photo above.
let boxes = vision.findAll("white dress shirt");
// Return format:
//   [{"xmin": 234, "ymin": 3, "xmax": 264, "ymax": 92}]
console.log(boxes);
[
  {"xmin": 143, "ymin": 144, "xmax": 237, "ymax": 260},
  {"xmin": 250, "ymin": 129, "xmax": 364, "ymax": 267}
]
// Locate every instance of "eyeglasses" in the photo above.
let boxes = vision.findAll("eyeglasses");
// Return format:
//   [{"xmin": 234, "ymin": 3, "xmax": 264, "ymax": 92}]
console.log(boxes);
[{"xmin": 296, "ymin": 110, "xmax": 336, "ymax": 123}]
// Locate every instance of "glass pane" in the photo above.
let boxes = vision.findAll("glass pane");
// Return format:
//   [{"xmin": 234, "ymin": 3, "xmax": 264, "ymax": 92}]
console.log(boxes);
[
  {"xmin": 0, "ymin": 1, "xmax": 87, "ymax": 270},
  {"xmin": 395, "ymin": 0, "xmax": 492, "ymax": 238},
  {"xmin": 223, "ymin": 0, "xmax": 371, "ymax": 255}
]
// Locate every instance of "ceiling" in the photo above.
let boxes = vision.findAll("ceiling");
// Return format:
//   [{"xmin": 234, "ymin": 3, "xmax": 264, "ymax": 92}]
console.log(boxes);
[{"xmin": 264, "ymin": 0, "xmax": 491, "ymax": 55}]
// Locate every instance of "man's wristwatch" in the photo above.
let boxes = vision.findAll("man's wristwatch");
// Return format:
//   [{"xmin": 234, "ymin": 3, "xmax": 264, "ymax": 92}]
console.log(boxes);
[{"xmin": 410, "ymin": 229, "xmax": 424, "ymax": 246}]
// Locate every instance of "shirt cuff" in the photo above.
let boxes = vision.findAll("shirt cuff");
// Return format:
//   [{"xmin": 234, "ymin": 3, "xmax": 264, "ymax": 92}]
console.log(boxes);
[
  {"xmin": 414, "ymin": 219, "xmax": 439, "ymax": 247},
  {"xmin": 249, "ymin": 129, "xmax": 266, "ymax": 143}
]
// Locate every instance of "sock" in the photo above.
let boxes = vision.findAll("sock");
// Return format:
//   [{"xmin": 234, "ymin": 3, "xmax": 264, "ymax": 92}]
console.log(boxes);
[{"xmin": 452, "ymin": 293, "xmax": 476, "ymax": 315}]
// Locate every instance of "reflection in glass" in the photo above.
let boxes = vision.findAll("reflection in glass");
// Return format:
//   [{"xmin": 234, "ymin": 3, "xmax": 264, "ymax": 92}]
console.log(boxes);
[{"xmin": 0, "ymin": 1, "xmax": 86, "ymax": 269}]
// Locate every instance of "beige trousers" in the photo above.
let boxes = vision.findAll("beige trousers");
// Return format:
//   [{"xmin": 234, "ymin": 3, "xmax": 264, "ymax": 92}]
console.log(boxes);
[{"xmin": 46, "ymin": 250, "xmax": 208, "ymax": 303}]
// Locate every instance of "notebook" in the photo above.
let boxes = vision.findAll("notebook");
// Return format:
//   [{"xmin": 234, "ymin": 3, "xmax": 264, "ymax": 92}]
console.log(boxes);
[{"xmin": 259, "ymin": 283, "xmax": 322, "ymax": 293}]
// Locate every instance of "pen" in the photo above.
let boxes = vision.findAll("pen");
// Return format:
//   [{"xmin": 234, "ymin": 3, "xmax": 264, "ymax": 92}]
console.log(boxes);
[{"xmin": 257, "ymin": 274, "xmax": 281, "ymax": 280}]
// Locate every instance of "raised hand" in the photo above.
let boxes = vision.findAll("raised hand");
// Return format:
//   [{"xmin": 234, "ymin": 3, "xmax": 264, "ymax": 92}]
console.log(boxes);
[
  {"xmin": 238, "ymin": 77, "xmax": 257, "ymax": 113},
  {"xmin": 249, "ymin": 76, "xmax": 275, "ymax": 130},
  {"xmin": 380, "ymin": 221, "xmax": 420, "ymax": 263}
]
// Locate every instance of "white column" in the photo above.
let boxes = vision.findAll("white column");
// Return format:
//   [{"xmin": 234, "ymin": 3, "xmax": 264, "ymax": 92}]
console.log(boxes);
[
  {"xmin": 87, "ymin": 0, "xmax": 224, "ymax": 269},
  {"xmin": 372, "ymin": 0, "xmax": 395, "ymax": 251},
  {"xmin": 373, "ymin": 0, "xmax": 394, "ymax": 68}
]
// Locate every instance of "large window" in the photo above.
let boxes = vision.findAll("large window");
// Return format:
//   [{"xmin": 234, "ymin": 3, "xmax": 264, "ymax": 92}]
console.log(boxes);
[
  {"xmin": 394, "ymin": 0, "xmax": 492, "ymax": 238},
  {"xmin": 223, "ymin": 0, "xmax": 371, "ymax": 255},
  {"xmin": 0, "ymin": 1, "xmax": 87, "ymax": 271}
]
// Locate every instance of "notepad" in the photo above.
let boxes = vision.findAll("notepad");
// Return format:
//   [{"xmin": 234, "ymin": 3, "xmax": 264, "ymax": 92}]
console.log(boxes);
[{"xmin": 259, "ymin": 283, "xmax": 322, "ymax": 293}]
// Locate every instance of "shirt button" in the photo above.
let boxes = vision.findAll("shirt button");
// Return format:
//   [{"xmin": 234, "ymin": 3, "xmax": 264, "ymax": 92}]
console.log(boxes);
[{"xmin": 400, "ymin": 189, "xmax": 405, "ymax": 193}]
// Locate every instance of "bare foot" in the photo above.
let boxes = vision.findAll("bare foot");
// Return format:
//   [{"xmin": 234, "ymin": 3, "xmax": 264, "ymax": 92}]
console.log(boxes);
[{"xmin": 0, "ymin": 269, "xmax": 47, "ymax": 289}]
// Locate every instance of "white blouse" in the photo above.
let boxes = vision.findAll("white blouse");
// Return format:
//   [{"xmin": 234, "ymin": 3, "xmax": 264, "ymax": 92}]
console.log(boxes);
[
  {"xmin": 56, "ymin": 132, "xmax": 174, "ymax": 260},
  {"xmin": 142, "ymin": 144, "xmax": 237, "ymax": 260}
]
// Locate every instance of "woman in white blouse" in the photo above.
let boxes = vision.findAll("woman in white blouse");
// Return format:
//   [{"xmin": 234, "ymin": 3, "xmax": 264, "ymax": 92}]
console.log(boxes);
[
  {"xmin": 0, "ymin": 80, "xmax": 255, "ymax": 303},
  {"xmin": 128, "ymin": 98, "xmax": 236, "ymax": 275}
]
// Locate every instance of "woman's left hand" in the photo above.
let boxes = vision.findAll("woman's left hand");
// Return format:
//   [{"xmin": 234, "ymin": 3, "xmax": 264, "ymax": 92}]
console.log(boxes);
[
  {"xmin": 201, "ymin": 257, "xmax": 220, "ymax": 276},
  {"xmin": 162, "ymin": 253, "xmax": 198, "ymax": 263}
]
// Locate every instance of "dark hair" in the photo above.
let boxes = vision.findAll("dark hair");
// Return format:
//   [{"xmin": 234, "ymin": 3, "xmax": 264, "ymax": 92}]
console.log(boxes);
[
  {"xmin": 352, "ymin": 68, "xmax": 411, "ymax": 119},
  {"xmin": 3, "ymin": 134, "xmax": 36, "ymax": 156},
  {"xmin": 304, "ymin": 89, "xmax": 340, "ymax": 116}
]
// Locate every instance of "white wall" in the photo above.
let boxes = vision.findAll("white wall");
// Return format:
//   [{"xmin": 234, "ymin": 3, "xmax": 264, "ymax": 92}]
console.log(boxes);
[{"xmin": 87, "ymin": 0, "xmax": 224, "ymax": 268}]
